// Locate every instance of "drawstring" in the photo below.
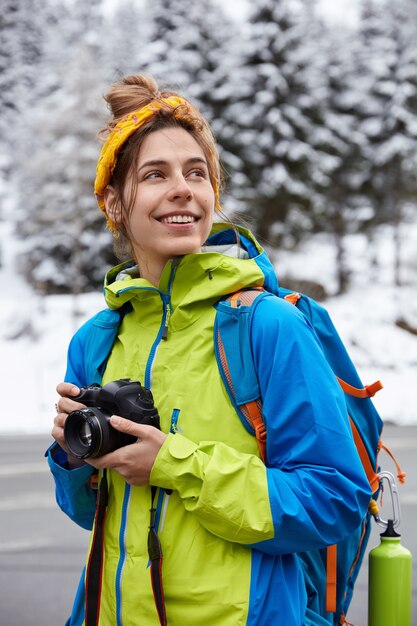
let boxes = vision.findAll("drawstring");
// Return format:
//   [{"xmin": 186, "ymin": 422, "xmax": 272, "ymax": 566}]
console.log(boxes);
[{"xmin": 378, "ymin": 440, "xmax": 407, "ymax": 484}]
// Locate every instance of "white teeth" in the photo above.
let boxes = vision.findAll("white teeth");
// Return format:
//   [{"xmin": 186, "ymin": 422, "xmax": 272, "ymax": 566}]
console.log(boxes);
[{"xmin": 161, "ymin": 215, "xmax": 196, "ymax": 224}]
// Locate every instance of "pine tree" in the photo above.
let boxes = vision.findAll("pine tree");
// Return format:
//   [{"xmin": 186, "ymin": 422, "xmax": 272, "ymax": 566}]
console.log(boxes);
[
  {"xmin": 219, "ymin": 0, "xmax": 330, "ymax": 245},
  {"xmin": 0, "ymin": 0, "xmax": 48, "ymax": 273},
  {"xmin": 16, "ymin": 0, "xmax": 116, "ymax": 294},
  {"xmin": 102, "ymin": 0, "xmax": 147, "ymax": 79},
  {"xmin": 357, "ymin": 0, "xmax": 417, "ymax": 285},
  {"xmin": 304, "ymin": 21, "xmax": 374, "ymax": 293},
  {"xmin": 0, "ymin": 0, "xmax": 44, "ymax": 206},
  {"xmin": 0, "ymin": 0, "xmax": 44, "ymax": 137},
  {"xmin": 138, "ymin": 0, "xmax": 238, "ymax": 166}
]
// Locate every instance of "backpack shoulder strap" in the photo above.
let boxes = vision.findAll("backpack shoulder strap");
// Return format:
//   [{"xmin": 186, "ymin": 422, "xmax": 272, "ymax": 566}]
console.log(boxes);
[{"xmin": 214, "ymin": 287, "xmax": 267, "ymax": 462}]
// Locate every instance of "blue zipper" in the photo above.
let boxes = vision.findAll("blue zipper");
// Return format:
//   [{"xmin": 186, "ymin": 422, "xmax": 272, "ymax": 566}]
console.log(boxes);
[
  {"xmin": 115, "ymin": 484, "xmax": 132, "ymax": 626},
  {"xmin": 144, "ymin": 263, "xmax": 177, "ymax": 387},
  {"xmin": 114, "ymin": 264, "xmax": 177, "ymax": 624},
  {"xmin": 170, "ymin": 408, "xmax": 181, "ymax": 434},
  {"xmin": 145, "ymin": 297, "xmax": 169, "ymax": 389}
]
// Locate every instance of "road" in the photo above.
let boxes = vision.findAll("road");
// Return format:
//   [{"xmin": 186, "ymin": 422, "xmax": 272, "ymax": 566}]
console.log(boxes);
[{"xmin": 0, "ymin": 426, "xmax": 415, "ymax": 625}]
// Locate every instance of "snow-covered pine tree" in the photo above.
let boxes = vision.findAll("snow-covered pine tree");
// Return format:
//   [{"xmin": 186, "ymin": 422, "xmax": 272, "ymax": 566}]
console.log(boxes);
[
  {"xmin": 219, "ymin": 0, "xmax": 330, "ymax": 246},
  {"xmin": 302, "ymin": 15, "xmax": 375, "ymax": 293},
  {"xmin": 101, "ymin": 0, "xmax": 147, "ymax": 80},
  {"xmin": 0, "ymin": 0, "xmax": 44, "ymax": 158},
  {"xmin": 0, "ymin": 0, "xmax": 45, "ymax": 269},
  {"xmin": 356, "ymin": 0, "xmax": 417, "ymax": 286},
  {"xmin": 138, "ymin": 0, "xmax": 233, "ymax": 90},
  {"xmin": 16, "ymin": 0, "xmax": 116, "ymax": 294}
]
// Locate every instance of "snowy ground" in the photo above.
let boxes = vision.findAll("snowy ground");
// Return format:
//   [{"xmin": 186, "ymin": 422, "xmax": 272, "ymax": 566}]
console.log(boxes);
[{"xmin": 0, "ymin": 222, "xmax": 416, "ymax": 434}]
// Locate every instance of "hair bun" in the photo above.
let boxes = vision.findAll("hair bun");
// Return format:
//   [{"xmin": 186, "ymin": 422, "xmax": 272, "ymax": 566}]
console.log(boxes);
[{"xmin": 104, "ymin": 74, "xmax": 161, "ymax": 121}]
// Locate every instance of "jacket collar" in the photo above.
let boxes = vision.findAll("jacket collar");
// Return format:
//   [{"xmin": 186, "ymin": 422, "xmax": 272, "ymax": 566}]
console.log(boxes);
[{"xmin": 103, "ymin": 223, "xmax": 279, "ymax": 313}]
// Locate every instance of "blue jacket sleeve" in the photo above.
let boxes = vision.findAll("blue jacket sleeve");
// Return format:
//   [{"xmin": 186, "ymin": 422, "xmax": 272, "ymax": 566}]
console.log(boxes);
[
  {"xmin": 47, "ymin": 442, "xmax": 96, "ymax": 530},
  {"xmin": 249, "ymin": 294, "xmax": 371, "ymax": 554},
  {"xmin": 46, "ymin": 315, "xmax": 109, "ymax": 529}
]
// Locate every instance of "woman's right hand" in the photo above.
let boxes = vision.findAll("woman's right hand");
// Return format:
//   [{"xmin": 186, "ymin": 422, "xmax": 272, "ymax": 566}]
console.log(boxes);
[{"xmin": 52, "ymin": 382, "xmax": 86, "ymax": 468}]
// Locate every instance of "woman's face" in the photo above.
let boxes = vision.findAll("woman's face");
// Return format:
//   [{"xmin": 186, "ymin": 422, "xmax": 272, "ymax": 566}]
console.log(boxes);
[{"xmin": 105, "ymin": 127, "xmax": 216, "ymax": 282}]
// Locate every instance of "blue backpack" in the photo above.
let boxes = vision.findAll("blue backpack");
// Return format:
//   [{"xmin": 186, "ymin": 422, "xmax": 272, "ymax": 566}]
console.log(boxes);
[
  {"xmin": 214, "ymin": 286, "xmax": 405, "ymax": 625},
  {"xmin": 69, "ymin": 287, "xmax": 405, "ymax": 626}
]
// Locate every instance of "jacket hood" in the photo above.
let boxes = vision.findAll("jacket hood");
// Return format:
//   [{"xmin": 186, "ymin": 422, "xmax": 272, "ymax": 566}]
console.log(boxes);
[{"xmin": 103, "ymin": 223, "xmax": 279, "ymax": 317}]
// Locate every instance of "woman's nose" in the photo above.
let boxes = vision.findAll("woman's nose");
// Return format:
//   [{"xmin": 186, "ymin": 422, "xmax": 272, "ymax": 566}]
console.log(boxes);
[{"xmin": 168, "ymin": 175, "xmax": 193, "ymax": 201}]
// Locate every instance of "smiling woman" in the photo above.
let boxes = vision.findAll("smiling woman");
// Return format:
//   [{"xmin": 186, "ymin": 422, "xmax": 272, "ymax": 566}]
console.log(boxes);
[{"xmin": 47, "ymin": 73, "xmax": 371, "ymax": 626}]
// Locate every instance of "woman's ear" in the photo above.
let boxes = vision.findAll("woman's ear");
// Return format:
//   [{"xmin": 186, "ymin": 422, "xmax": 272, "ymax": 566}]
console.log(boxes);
[{"xmin": 104, "ymin": 185, "xmax": 122, "ymax": 225}]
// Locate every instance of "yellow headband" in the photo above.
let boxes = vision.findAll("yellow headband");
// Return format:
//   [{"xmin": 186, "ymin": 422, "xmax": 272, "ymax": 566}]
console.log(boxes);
[{"xmin": 94, "ymin": 95, "xmax": 221, "ymax": 233}]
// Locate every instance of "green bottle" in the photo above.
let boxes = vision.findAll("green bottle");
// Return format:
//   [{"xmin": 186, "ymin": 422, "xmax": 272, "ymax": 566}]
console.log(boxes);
[{"xmin": 368, "ymin": 519, "xmax": 412, "ymax": 626}]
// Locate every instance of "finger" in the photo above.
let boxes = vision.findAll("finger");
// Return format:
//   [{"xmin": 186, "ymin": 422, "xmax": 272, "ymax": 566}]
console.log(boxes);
[
  {"xmin": 53, "ymin": 412, "xmax": 67, "ymax": 429},
  {"xmin": 56, "ymin": 396, "xmax": 81, "ymax": 415},
  {"xmin": 51, "ymin": 417, "xmax": 67, "ymax": 448},
  {"xmin": 109, "ymin": 416, "xmax": 152, "ymax": 437},
  {"xmin": 56, "ymin": 382, "xmax": 81, "ymax": 398}
]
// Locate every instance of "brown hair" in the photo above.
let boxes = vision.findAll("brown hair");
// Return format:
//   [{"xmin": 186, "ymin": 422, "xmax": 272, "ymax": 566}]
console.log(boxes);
[{"xmin": 99, "ymin": 74, "xmax": 223, "ymax": 259}]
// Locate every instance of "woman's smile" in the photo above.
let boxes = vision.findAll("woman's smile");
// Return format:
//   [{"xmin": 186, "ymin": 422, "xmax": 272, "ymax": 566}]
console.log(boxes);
[{"xmin": 158, "ymin": 213, "xmax": 198, "ymax": 224}]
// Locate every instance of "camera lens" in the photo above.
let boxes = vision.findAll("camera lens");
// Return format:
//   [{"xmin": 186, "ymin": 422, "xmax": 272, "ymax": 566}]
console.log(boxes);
[{"xmin": 64, "ymin": 408, "xmax": 106, "ymax": 459}]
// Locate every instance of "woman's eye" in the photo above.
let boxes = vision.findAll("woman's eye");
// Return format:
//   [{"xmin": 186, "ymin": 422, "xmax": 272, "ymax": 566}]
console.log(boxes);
[
  {"xmin": 144, "ymin": 171, "xmax": 162, "ymax": 180},
  {"xmin": 188, "ymin": 169, "xmax": 206, "ymax": 178}
]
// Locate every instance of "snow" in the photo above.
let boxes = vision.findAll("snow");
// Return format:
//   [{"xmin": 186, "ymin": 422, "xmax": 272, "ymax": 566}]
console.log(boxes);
[{"xmin": 1, "ymin": 221, "xmax": 416, "ymax": 435}]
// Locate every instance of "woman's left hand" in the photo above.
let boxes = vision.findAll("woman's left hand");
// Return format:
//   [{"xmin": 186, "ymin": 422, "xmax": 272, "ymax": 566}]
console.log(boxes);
[{"xmin": 87, "ymin": 416, "xmax": 167, "ymax": 485}]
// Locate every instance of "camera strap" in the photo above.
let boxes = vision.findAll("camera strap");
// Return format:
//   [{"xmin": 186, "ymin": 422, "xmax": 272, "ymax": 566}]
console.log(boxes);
[
  {"xmin": 84, "ymin": 475, "xmax": 166, "ymax": 625},
  {"xmin": 148, "ymin": 486, "xmax": 167, "ymax": 626},
  {"xmin": 85, "ymin": 469, "xmax": 108, "ymax": 626}
]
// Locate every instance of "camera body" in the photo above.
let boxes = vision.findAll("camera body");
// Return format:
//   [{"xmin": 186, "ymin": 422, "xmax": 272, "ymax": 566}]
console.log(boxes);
[{"xmin": 64, "ymin": 379, "xmax": 160, "ymax": 459}]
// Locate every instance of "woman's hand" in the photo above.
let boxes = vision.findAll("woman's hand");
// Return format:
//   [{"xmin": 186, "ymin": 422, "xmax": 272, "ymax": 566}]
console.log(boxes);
[
  {"xmin": 52, "ymin": 382, "xmax": 86, "ymax": 468},
  {"xmin": 86, "ymin": 417, "xmax": 168, "ymax": 486}
]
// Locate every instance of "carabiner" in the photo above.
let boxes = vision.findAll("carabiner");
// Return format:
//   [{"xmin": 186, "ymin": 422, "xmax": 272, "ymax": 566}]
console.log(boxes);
[{"xmin": 373, "ymin": 470, "xmax": 401, "ymax": 530}]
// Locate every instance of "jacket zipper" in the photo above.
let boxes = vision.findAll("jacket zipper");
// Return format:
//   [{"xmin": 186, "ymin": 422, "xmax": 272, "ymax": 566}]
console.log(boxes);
[
  {"xmin": 160, "ymin": 262, "xmax": 178, "ymax": 342},
  {"xmin": 114, "ymin": 264, "xmax": 177, "ymax": 624},
  {"xmin": 161, "ymin": 303, "xmax": 171, "ymax": 340},
  {"xmin": 115, "ymin": 485, "xmax": 132, "ymax": 626}
]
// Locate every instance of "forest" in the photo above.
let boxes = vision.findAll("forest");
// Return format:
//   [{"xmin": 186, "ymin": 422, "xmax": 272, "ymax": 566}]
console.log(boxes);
[{"xmin": 1, "ymin": 0, "xmax": 417, "ymax": 296}]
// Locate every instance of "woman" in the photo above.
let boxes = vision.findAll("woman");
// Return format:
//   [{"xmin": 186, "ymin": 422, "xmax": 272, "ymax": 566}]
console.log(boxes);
[{"xmin": 48, "ymin": 74, "xmax": 371, "ymax": 626}]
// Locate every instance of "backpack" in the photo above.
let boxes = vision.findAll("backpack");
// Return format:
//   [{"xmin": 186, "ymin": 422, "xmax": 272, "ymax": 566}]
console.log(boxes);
[{"xmin": 213, "ymin": 286, "xmax": 406, "ymax": 625}]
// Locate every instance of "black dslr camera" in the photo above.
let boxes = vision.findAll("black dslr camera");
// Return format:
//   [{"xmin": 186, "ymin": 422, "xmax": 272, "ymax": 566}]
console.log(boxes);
[{"xmin": 63, "ymin": 379, "xmax": 160, "ymax": 459}]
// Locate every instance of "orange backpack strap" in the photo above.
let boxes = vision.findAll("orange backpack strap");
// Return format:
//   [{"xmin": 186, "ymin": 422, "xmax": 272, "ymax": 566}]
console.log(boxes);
[
  {"xmin": 284, "ymin": 292, "xmax": 301, "ymax": 305},
  {"xmin": 337, "ymin": 377, "xmax": 383, "ymax": 398},
  {"xmin": 326, "ymin": 544, "xmax": 338, "ymax": 613},
  {"xmin": 244, "ymin": 400, "xmax": 267, "ymax": 463},
  {"xmin": 349, "ymin": 418, "xmax": 380, "ymax": 493},
  {"xmin": 228, "ymin": 287, "xmax": 265, "ymax": 308},
  {"xmin": 224, "ymin": 288, "xmax": 267, "ymax": 462}
]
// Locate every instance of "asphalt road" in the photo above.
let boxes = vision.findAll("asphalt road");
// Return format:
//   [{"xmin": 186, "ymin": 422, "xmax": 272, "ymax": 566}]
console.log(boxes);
[{"xmin": 0, "ymin": 426, "xmax": 415, "ymax": 626}]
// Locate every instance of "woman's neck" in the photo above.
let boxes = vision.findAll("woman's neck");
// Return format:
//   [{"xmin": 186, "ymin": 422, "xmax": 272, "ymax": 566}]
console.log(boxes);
[{"xmin": 135, "ymin": 256, "xmax": 166, "ymax": 287}]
